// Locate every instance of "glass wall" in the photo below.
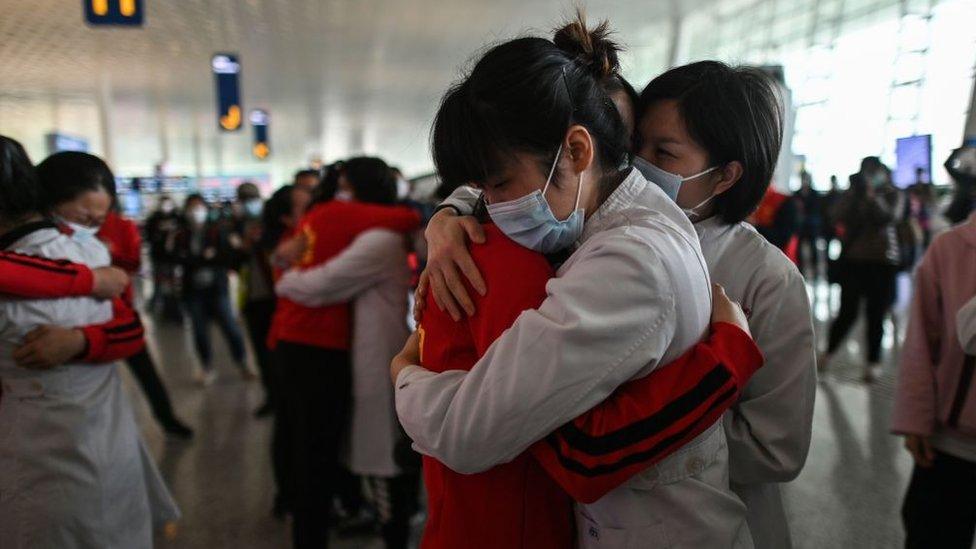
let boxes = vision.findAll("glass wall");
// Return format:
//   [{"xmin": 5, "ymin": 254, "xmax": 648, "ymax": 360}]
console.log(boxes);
[{"xmin": 664, "ymin": 0, "xmax": 976, "ymax": 189}]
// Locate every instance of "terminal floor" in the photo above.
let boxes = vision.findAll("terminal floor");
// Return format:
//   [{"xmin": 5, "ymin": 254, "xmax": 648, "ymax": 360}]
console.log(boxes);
[{"xmin": 135, "ymin": 279, "xmax": 933, "ymax": 548}]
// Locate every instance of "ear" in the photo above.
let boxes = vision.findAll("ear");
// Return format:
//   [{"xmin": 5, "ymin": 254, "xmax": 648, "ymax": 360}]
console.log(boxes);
[
  {"xmin": 713, "ymin": 160, "xmax": 744, "ymax": 196},
  {"xmin": 564, "ymin": 125, "xmax": 595, "ymax": 175}
]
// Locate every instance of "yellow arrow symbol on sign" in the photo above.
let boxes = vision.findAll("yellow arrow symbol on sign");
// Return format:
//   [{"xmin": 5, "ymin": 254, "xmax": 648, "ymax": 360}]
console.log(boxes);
[
  {"xmin": 253, "ymin": 142, "xmax": 270, "ymax": 159},
  {"xmin": 220, "ymin": 105, "xmax": 241, "ymax": 131},
  {"xmin": 120, "ymin": 0, "xmax": 137, "ymax": 16},
  {"xmin": 92, "ymin": 0, "xmax": 109, "ymax": 16}
]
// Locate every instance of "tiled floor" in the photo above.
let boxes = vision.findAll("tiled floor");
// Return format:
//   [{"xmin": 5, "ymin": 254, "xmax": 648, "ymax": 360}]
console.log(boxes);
[{"xmin": 130, "ymin": 276, "xmax": 931, "ymax": 548}]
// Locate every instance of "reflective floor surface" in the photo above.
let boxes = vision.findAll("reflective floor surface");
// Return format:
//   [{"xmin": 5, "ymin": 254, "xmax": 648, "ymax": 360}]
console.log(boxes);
[{"xmin": 128, "ymin": 278, "xmax": 930, "ymax": 548}]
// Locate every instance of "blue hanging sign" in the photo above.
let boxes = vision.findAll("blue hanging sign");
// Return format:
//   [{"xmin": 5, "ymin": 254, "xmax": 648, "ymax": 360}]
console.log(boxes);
[
  {"xmin": 84, "ymin": 0, "xmax": 144, "ymax": 26},
  {"xmin": 250, "ymin": 109, "xmax": 270, "ymax": 159},
  {"xmin": 212, "ymin": 53, "xmax": 243, "ymax": 132}
]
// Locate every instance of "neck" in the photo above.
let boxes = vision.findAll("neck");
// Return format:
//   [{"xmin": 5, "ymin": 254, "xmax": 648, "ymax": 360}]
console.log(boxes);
[{"xmin": 585, "ymin": 169, "xmax": 627, "ymax": 219}]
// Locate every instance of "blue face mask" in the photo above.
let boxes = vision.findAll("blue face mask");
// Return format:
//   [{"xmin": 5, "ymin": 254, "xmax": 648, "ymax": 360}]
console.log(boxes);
[
  {"xmin": 485, "ymin": 144, "xmax": 585, "ymax": 254},
  {"xmin": 633, "ymin": 156, "xmax": 717, "ymax": 202}
]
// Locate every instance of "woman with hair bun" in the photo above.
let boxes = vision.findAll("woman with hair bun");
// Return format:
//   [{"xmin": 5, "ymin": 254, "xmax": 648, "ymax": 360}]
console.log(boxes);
[{"xmin": 394, "ymin": 13, "xmax": 761, "ymax": 548}]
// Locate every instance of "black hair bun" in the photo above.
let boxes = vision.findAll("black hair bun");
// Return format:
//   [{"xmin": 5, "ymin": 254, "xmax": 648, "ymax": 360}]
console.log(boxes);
[{"xmin": 553, "ymin": 10, "xmax": 621, "ymax": 80}]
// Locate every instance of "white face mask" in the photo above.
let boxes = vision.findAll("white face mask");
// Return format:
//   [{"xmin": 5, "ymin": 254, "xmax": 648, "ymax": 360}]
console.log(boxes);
[
  {"xmin": 244, "ymin": 198, "xmax": 263, "ymax": 217},
  {"xmin": 160, "ymin": 201, "xmax": 175, "ymax": 214},
  {"xmin": 334, "ymin": 190, "xmax": 355, "ymax": 202},
  {"xmin": 188, "ymin": 207, "xmax": 208, "ymax": 225},
  {"xmin": 633, "ymin": 156, "xmax": 718, "ymax": 203},
  {"xmin": 485, "ymin": 143, "xmax": 585, "ymax": 254},
  {"xmin": 56, "ymin": 216, "xmax": 101, "ymax": 241}
]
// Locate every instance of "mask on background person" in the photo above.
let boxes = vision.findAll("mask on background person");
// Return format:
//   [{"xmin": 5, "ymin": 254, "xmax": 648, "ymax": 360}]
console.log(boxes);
[
  {"xmin": 334, "ymin": 190, "xmax": 355, "ymax": 202},
  {"xmin": 56, "ymin": 217, "xmax": 101, "ymax": 241},
  {"xmin": 244, "ymin": 198, "xmax": 263, "ymax": 217},
  {"xmin": 188, "ymin": 207, "xmax": 208, "ymax": 225},
  {"xmin": 160, "ymin": 201, "xmax": 175, "ymax": 214},
  {"xmin": 486, "ymin": 143, "xmax": 585, "ymax": 254}
]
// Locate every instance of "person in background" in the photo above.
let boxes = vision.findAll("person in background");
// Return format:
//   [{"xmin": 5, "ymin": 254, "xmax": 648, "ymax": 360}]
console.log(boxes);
[
  {"xmin": 276, "ymin": 165, "xmax": 420, "ymax": 549},
  {"xmin": 821, "ymin": 162, "xmax": 900, "ymax": 382},
  {"xmin": 822, "ymin": 174, "xmax": 843, "ymax": 246},
  {"xmin": 907, "ymin": 167, "xmax": 936, "ymax": 249},
  {"xmin": 270, "ymin": 157, "xmax": 421, "ymax": 548},
  {"xmin": 37, "ymin": 152, "xmax": 194, "ymax": 440},
  {"xmin": 236, "ymin": 182, "xmax": 277, "ymax": 417},
  {"xmin": 145, "ymin": 194, "xmax": 183, "ymax": 320},
  {"xmin": 0, "ymin": 138, "xmax": 179, "ymax": 547},
  {"xmin": 750, "ymin": 184, "xmax": 800, "ymax": 263},
  {"xmin": 170, "ymin": 193, "xmax": 250, "ymax": 386},
  {"xmin": 795, "ymin": 170, "xmax": 824, "ymax": 277},
  {"xmin": 294, "ymin": 169, "xmax": 320, "ymax": 194},
  {"xmin": 258, "ymin": 184, "xmax": 299, "ymax": 520},
  {"xmin": 892, "ymin": 174, "xmax": 976, "ymax": 548}
]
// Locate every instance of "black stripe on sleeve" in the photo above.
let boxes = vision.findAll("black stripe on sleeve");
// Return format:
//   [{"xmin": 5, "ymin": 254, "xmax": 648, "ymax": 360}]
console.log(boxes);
[
  {"xmin": 103, "ymin": 320, "xmax": 143, "ymax": 335},
  {"xmin": 545, "ymin": 385, "xmax": 738, "ymax": 477},
  {"xmin": 555, "ymin": 366, "xmax": 733, "ymax": 456}
]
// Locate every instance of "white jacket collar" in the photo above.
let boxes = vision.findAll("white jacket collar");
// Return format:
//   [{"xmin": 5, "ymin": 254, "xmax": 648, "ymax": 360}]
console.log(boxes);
[{"xmin": 580, "ymin": 168, "xmax": 647, "ymax": 245}]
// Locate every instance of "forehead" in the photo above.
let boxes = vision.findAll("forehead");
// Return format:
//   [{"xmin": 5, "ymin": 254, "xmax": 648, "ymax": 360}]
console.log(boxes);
[{"xmin": 639, "ymin": 99, "xmax": 688, "ymax": 140}]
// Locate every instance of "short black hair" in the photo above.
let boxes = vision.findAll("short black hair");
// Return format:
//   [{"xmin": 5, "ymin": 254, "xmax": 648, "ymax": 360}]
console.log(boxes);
[
  {"xmin": 638, "ymin": 61, "xmax": 783, "ymax": 224},
  {"xmin": 184, "ymin": 193, "xmax": 207, "ymax": 210},
  {"xmin": 0, "ymin": 135, "xmax": 39, "ymax": 223},
  {"xmin": 261, "ymin": 185, "xmax": 294, "ymax": 249},
  {"xmin": 35, "ymin": 151, "xmax": 117, "ymax": 212},
  {"xmin": 344, "ymin": 157, "xmax": 397, "ymax": 205},
  {"xmin": 310, "ymin": 161, "xmax": 343, "ymax": 207},
  {"xmin": 432, "ymin": 12, "xmax": 628, "ymax": 191},
  {"xmin": 294, "ymin": 169, "xmax": 319, "ymax": 182}
]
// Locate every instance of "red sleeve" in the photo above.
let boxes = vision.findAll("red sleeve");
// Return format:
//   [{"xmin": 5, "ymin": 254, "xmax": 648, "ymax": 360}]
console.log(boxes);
[
  {"xmin": 79, "ymin": 296, "xmax": 146, "ymax": 363},
  {"xmin": 530, "ymin": 322, "xmax": 763, "ymax": 503},
  {"xmin": 0, "ymin": 250, "xmax": 94, "ymax": 297}
]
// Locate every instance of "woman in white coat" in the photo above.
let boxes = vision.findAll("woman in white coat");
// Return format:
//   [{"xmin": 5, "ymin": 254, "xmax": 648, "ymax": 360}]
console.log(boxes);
[
  {"xmin": 631, "ymin": 62, "xmax": 817, "ymax": 549},
  {"xmin": 276, "ymin": 160, "xmax": 419, "ymax": 549},
  {"xmin": 0, "ymin": 144, "xmax": 178, "ymax": 548},
  {"xmin": 392, "ymin": 16, "xmax": 753, "ymax": 547}
]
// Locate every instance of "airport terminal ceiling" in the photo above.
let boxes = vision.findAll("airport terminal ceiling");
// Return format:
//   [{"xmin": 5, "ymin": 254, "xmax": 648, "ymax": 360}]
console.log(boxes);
[
  {"xmin": 0, "ymin": 0, "xmax": 973, "ymax": 188},
  {"xmin": 0, "ymin": 0, "xmax": 714, "ymax": 183}
]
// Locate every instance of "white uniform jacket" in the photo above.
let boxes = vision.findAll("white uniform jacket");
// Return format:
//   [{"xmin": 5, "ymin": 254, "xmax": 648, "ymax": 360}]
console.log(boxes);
[
  {"xmin": 695, "ymin": 217, "xmax": 817, "ymax": 549},
  {"xmin": 397, "ymin": 170, "xmax": 753, "ymax": 547},
  {"xmin": 958, "ymin": 295, "xmax": 976, "ymax": 355},
  {"xmin": 276, "ymin": 229, "xmax": 411, "ymax": 477},
  {"xmin": 0, "ymin": 222, "xmax": 179, "ymax": 549}
]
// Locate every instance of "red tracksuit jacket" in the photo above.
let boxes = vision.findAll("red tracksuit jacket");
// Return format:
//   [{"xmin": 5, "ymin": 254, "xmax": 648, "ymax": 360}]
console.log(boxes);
[
  {"xmin": 417, "ymin": 224, "xmax": 763, "ymax": 547},
  {"xmin": 270, "ymin": 200, "xmax": 420, "ymax": 350},
  {"xmin": 0, "ymin": 219, "xmax": 145, "ymax": 363}
]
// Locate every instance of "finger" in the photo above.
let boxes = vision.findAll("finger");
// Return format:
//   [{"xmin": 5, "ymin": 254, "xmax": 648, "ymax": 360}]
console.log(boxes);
[
  {"xmin": 442, "ymin": 267, "xmax": 476, "ymax": 317},
  {"xmin": 456, "ymin": 254, "xmax": 487, "ymax": 296},
  {"xmin": 22, "ymin": 327, "xmax": 47, "ymax": 344},
  {"xmin": 428, "ymin": 272, "xmax": 447, "ymax": 312},
  {"xmin": 432, "ymin": 271, "xmax": 464, "ymax": 321},
  {"xmin": 460, "ymin": 217, "xmax": 486, "ymax": 244}
]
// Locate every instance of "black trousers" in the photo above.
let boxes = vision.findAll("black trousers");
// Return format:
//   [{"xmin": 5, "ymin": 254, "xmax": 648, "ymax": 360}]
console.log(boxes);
[
  {"xmin": 125, "ymin": 348, "xmax": 179, "ymax": 428},
  {"xmin": 903, "ymin": 450, "xmax": 976, "ymax": 548},
  {"xmin": 243, "ymin": 299, "xmax": 277, "ymax": 407},
  {"xmin": 275, "ymin": 342, "xmax": 352, "ymax": 549},
  {"xmin": 827, "ymin": 261, "xmax": 897, "ymax": 363}
]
